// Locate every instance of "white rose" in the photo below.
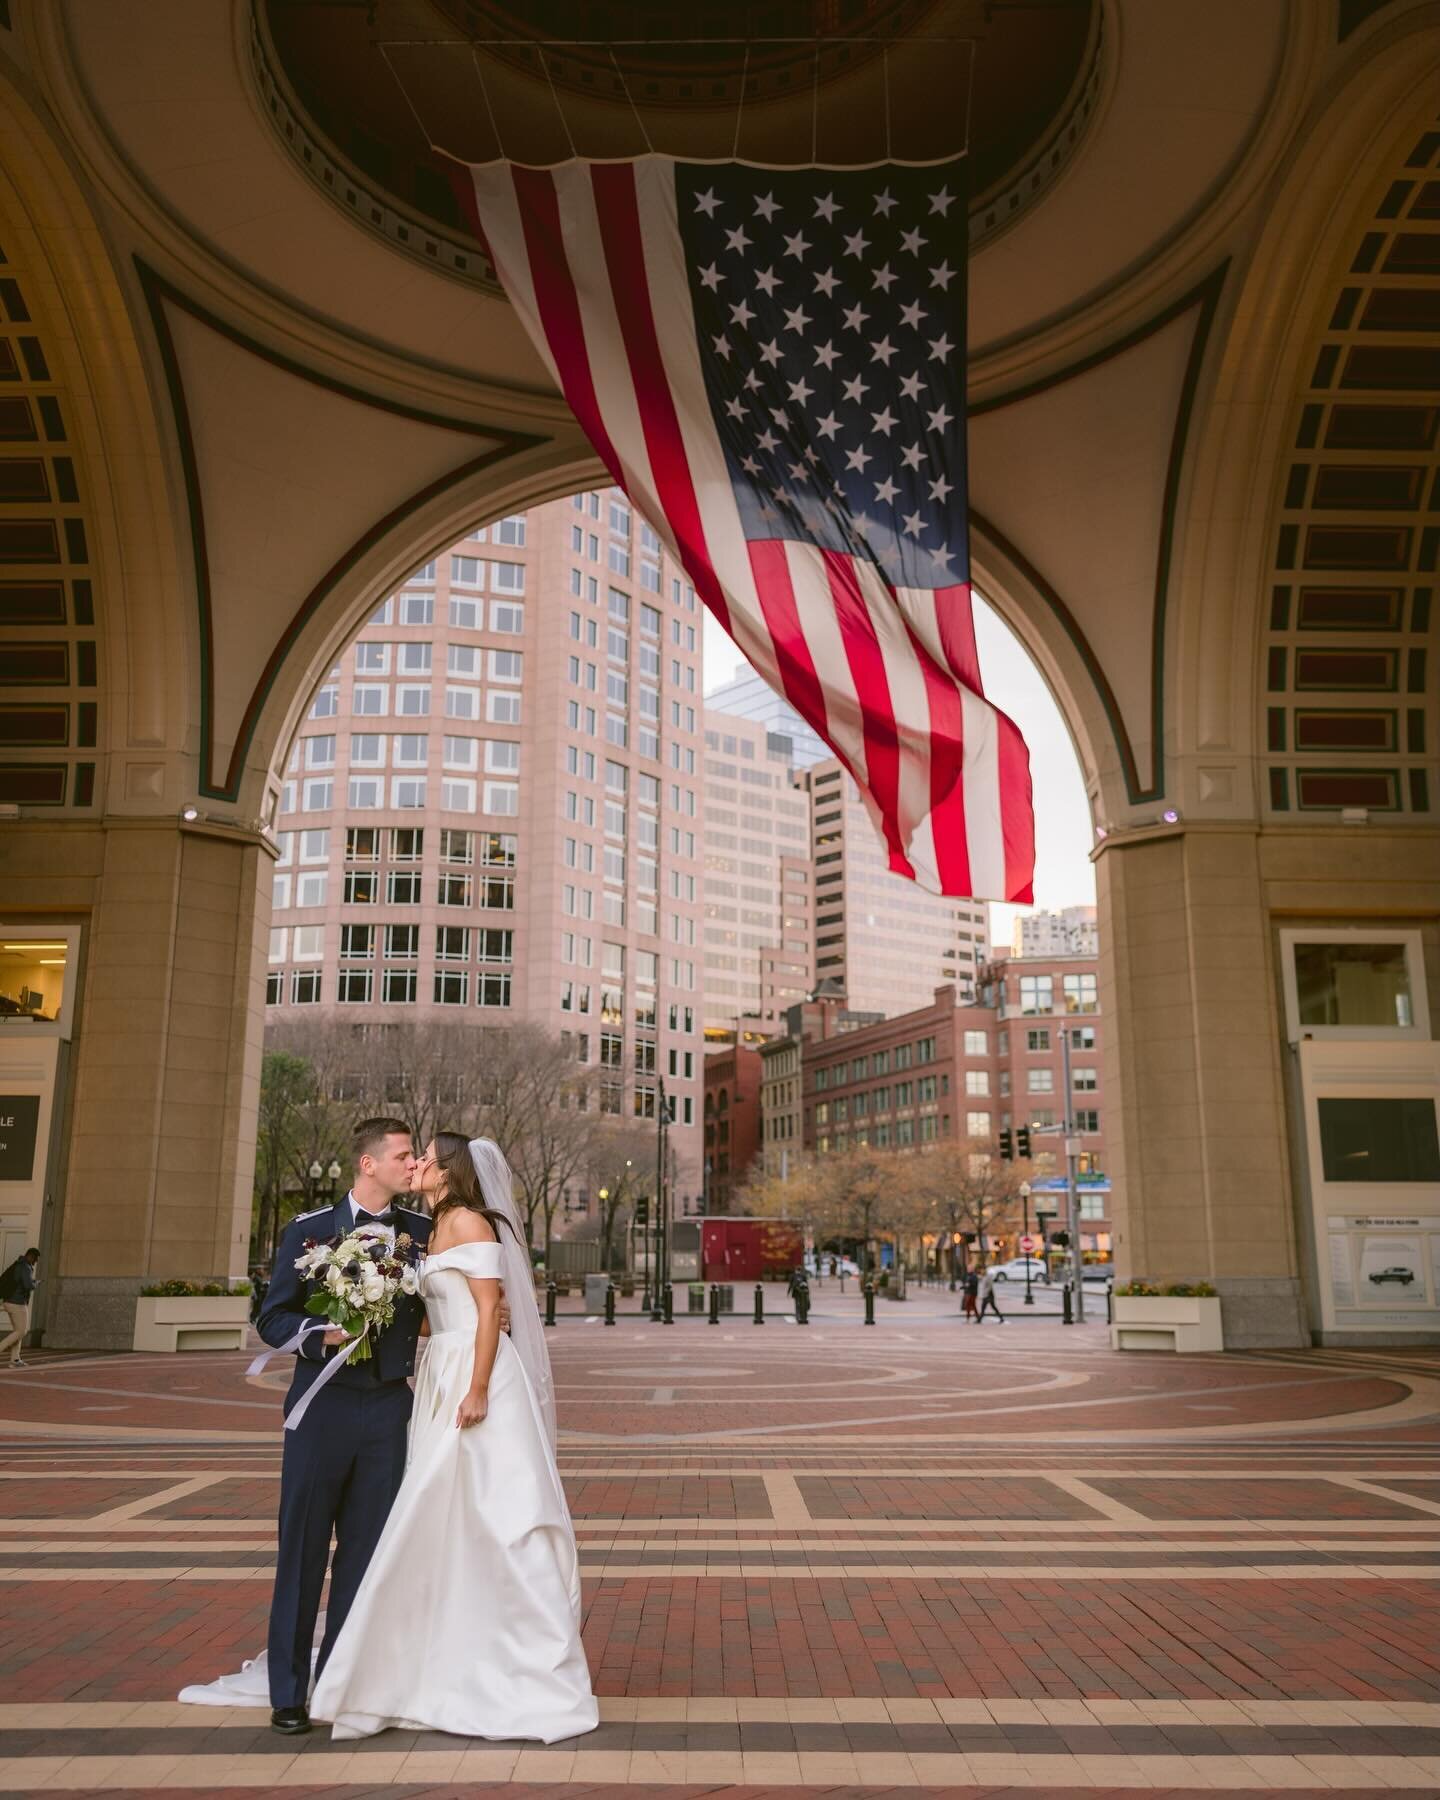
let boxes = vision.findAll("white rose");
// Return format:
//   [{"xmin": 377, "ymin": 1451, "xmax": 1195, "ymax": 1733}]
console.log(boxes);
[
  {"xmin": 361, "ymin": 1270, "xmax": 385, "ymax": 1303},
  {"xmin": 325, "ymin": 1266, "xmax": 345, "ymax": 1293},
  {"xmin": 400, "ymin": 1266, "xmax": 419, "ymax": 1296}
]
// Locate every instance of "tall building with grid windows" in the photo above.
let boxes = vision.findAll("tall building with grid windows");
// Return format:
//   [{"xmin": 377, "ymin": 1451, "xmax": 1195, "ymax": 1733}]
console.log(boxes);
[
  {"xmin": 264, "ymin": 492, "xmax": 706, "ymax": 1209},
  {"xmin": 795, "ymin": 759, "xmax": 990, "ymax": 1019}
]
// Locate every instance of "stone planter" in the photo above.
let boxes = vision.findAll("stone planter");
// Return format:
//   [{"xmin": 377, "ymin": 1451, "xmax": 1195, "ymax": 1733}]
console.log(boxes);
[
  {"xmin": 133, "ymin": 1295, "xmax": 251, "ymax": 1353},
  {"xmin": 1110, "ymin": 1294, "xmax": 1223, "ymax": 1354}
]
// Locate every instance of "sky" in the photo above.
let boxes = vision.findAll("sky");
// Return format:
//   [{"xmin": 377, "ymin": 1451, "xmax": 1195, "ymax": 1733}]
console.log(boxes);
[{"xmin": 702, "ymin": 598, "xmax": 1097, "ymax": 948}]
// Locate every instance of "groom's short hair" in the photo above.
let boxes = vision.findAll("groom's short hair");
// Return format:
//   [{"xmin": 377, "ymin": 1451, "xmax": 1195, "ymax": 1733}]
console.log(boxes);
[{"xmin": 353, "ymin": 1116, "xmax": 411, "ymax": 1165}]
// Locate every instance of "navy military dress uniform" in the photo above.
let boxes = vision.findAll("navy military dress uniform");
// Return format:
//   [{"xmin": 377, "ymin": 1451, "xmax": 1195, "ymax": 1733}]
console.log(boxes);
[{"xmin": 257, "ymin": 1195, "xmax": 431, "ymax": 1711}]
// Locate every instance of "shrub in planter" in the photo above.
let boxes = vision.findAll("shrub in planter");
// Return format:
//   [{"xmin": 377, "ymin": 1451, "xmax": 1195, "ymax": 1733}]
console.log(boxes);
[{"xmin": 140, "ymin": 1279, "xmax": 251, "ymax": 1297}]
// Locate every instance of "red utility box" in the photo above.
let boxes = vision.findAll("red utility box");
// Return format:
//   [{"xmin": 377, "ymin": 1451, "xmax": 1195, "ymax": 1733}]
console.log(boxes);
[{"xmin": 701, "ymin": 1217, "xmax": 804, "ymax": 1282}]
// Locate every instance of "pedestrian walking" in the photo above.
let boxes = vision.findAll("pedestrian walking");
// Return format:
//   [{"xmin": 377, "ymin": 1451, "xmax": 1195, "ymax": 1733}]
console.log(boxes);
[
  {"xmin": 978, "ymin": 1265, "xmax": 1006, "ymax": 1323},
  {"xmin": 0, "ymin": 1247, "xmax": 39, "ymax": 1366},
  {"xmin": 962, "ymin": 1268, "xmax": 979, "ymax": 1321}
]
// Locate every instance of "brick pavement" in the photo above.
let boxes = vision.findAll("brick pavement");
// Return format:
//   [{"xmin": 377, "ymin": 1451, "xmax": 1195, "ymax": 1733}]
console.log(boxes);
[{"xmin": 0, "ymin": 1312, "xmax": 1437, "ymax": 1795}]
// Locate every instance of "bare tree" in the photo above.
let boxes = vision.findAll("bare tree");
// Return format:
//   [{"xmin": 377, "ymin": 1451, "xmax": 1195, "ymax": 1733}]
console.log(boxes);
[{"xmin": 583, "ymin": 1122, "xmax": 653, "ymax": 1270}]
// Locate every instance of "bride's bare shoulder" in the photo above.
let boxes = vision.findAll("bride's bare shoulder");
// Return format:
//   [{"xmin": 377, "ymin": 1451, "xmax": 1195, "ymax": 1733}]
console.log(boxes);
[{"xmin": 433, "ymin": 1207, "xmax": 499, "ymax": 1251}]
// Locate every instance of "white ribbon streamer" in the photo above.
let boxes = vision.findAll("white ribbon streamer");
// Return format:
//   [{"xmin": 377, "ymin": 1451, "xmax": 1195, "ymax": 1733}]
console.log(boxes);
[{"xmin": 248, "ymin": 1318, "xmax": 370, "ymax": 1433}]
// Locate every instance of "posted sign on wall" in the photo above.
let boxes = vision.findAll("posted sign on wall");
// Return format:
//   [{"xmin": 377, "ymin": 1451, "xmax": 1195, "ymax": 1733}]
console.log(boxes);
[{"xmin": 0, "ymin": 1096, "xmax": 40, "ymax": 1182}]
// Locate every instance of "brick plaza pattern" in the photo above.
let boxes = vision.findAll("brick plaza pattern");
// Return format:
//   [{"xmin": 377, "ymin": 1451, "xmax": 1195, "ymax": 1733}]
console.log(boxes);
[{"xmin": 1, "ymin": 1286, "xmax": 1439, "ymax": 1796}]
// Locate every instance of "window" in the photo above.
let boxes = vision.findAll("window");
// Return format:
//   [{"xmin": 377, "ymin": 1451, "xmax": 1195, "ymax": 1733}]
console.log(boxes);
[
  {"xmin": 1027, "ymin": 1068, "xmax": 1054, "ymax": 1094},
  {"xmin": 965, "ymin": 1070, "xmax": 989, "ymax": 1096},
  {"xmin": 608, "ymin": 543, "xmax": 630, "ymax": 577},
  {"xmin": 391, "ymin": 827, "xmax": 423, "ymax": 861},
  {"xmin": 438, "ymin": 872, "xmax": 473, "ymax": 907},
  {"xmin": 398, "ymin": 643, "xmax": 432, "ymax": 674},
  {"xmin": 446, "ymin": 685, "xmax": 480, "ymax": 719},
  {"xmin": 352, "ymin": 684, "xmax": 387, "ymax": 716},
  {"xmin": 302, "ymin": 778, "xmax": 332, "ymax": 811},
  {"xmin": 298, "ymin": 828, "xmax": 328, "ymax": 863},
  {"xmin": 343, "ymin": 870, "xmax": 379, "ymax": 905},
  {"xmin": 1317, "ymin": 1097, "xmax": 1440, "ymax": 1181},
  {"xmin": 484, "ymin": 782, "xmax": 519, "ymax": 816},
  {"xmin": 483, "ymin": 874, "xmax": 516, "ymax": 909},
  {"xmin": 347, "ymin": 776, "xmax": 382, "ymax": 809},
  {"xmin": 607, "ymin": 626, "xmax": 629, "ymax": 662},
  {"xmin": 396, "ymin": 685, "xmax": 430, "ymax": 716},
  {"xmin": 391, "ymin": 777, "xmax": 427, "ymax": 809},
  {"xmin": 1020, "ymin": 975, "xmax": 1053, "ymax": 1015},
  {"xmin": 451, "ymin": 554, "xmax": 482, "ymax": 586},
  {"xmin": 434, "ymin": 969, "xmax": 469, "ymax": 1005},
  {"xmin": 494, "ymin": 513, "xmax": 526, "ymax": 546},
  {"xmin": 291, "ymin": 969, "xmax": 321, "ymax": 1004},
  {"xmin": 268, "ymin": 927, "xmax": 287, "ymax": 964},
  {"xmin": 491, "ymin": 561, "xmax": 525, "ymax": 594},
  {"xmin": 355, "ymin": 642, "xmax": 389, "ymax": 673},
  {"xmin": 478, "ymin": 973, "xmax": 512, "ymax": 1007},
  {"xmin": 296, "ymin": 871, "xmax": 328, "ymax": 908},
  {"xmin": 337, "ymin": 969, "xmax": 372, "ymax": 1004},
  {"xmin": 382, "ymin": 968, "xmax": 417, "ymax": 1003},
  {"xmin": 399, "ymin": 592, "xmax": 433, "ymax": 626},
  {"xmin": 385, "ymin": 925, "xmax": 419, "ymax": 959},
  {"xmin": 1072, "ymin": 1066, "xmax": 1098, "ymax": 1091},
  {"xmin": 1063, "ymin": 973, "xmax": 1098, "ymax": 1014},
  {"xmin": 965, "ymin": 1110, "xmax": 991, "ymax": 1138},
  {"xmin": 387, "ymin": 870, "xmax": 422, "ymax": 904},
  {"xmin": 443, "ymin": 735, "xmax": 478, "ymax": 771},
  {"xmin": 1071, "ymin": 1026, "xmax": 1097, "ymax": 1050},
  {"xmin": 1074, "ymin": 1109, "xmax": 1100, "ymax": 1133},
  {"xmin": 292, "ymin": 925, "xmax": 324, "ymax": 961},
  {"xmin": 436, "ymin": 926, "xmax": 470, "ymax": 961},
  {"xmin": 340, "ymin": 924, "xmax": 373, "ymax": 959},
  {"xmin": 309, "ymin": 684, "xmax": 338, "ymax": 718},
  {"xmin": 489, "ymin": 650, "xmax": 522, "ymax": 683},
  {"xmin": 441, "ymin": 778, "xmax": 476, "ymax": 812},
  {"xmin": 441, "ymin": 829, "xmax": 473, "ymax": 863},
  {"xmin": 1026, "ymin": 1029, "xmax": 1051, "ymax": 1052},
  {"xmin": 448, "ymin": 595, "xmax": 482, "ymax": 630},
  {"xmin": 482, "ymin": 834, "xmax": 517, "ymax": 867},
  {"xmin": 266, "ymin": 971, "xmax": 283, "ymax": 1004},
  {"xmin": 487, "ymin": 690, "xmax": 521, "ymax": 724},
  {"xmin": 350, "ymin": 733, "xmax": 384, "ymax": 766},
  {"xmin": 478, "ymin": 929, "xmax": 513, "ymax": 963},
  {"xmin": 490, "ymin": 600, "xmax": 524, "ymax": 635},
  {"xmin": 448, "ymin": 644, "xmax": 480, "ymax": 676},
  {"xmin": 485, "ymin": 740, "xmax": 520, "ymax": 774},
  {"xmin": 1286, "ymin": 935, "xmax": 1423, "ymax": 1037},
  {"xmin": 963, "ymin": 1030, "xmax": 988, "ymax": 1055}
]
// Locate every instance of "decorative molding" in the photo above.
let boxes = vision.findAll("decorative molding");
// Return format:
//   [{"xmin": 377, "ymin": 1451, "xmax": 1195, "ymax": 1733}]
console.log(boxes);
[{"xmin": 134, "ymin": 258, "xmax": 545, "ymax": 804}]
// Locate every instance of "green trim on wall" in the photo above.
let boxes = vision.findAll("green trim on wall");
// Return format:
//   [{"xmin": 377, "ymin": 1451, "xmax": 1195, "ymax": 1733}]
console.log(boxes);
[{"xmin": 134, "ymin": 258, "xmax": 546, "ymax": 803}]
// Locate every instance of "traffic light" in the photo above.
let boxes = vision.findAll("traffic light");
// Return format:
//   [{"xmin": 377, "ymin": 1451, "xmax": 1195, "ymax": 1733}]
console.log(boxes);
[
  {"xmin": 1015, "ymin": 1125, "xmax": 1032, "ymax": 1160},
  {"xmin": 635, "ymin": 1195, "xmax": 650, "ymax": 1227},
  {"xmin": 998, "ymin": 1128, "xmax": 1013, "ymax": 1161}
]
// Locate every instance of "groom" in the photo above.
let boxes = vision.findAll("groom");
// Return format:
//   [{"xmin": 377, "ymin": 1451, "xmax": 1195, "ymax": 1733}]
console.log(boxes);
[{"xmin": 258, "ymin": 1116, "xmax": 431, "ymax": 1735}]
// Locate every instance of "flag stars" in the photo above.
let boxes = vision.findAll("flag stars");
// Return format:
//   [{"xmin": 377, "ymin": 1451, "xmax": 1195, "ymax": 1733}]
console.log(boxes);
[
  {"xmin": 813, "ymin": 340, "xmax": 840, "ymax": 370},
  {"xmin": 900, "ymin": 227, "xmax": 926, "ymax": 255},
  {"xmin": 842, "ymin": 227, "xmax": 870, "ymax": 258},
  {"xmin": 740, "ymin": 454, "xmax": 761, "ymax": 476},
  {"xmin": 928, "ymin": 473, "xmax": 954, "ymax": 503},
  {"xmin": 755, "ymin": 428, "xmax": 779, "ymax": 452},
  {"xmin": 871, "ymin": 406, "xmax": 898, "ymax": 436},
  {"xmin": 729, "ymin": 298, "xmax": 755, "ymax": 328},
  {"xmin": 712, "ymin": 334, "xmax": 732, "ymax": 360},
  {"xmin": 902, "ymin": 509, "xmax": 925, "ymax": 538},
  {"xmin": 872, "ymin": 263, "xmax": 898, "ymax": 294},
  {"xmin": 815, "ymin": 411, "xmax": 842, "ymax": 440},
  {"xmin": 788, "ymin": 461, "xmax": 809, "ymax": 481},
  {"xmin": 842, "ymin": 302, "xmax": 869, "ymax": 332},
  {"xmin": 929, "ymin": 262, "xmax": 955, "ymax": 291},
  {"xmin": 873, "ymin": 187, "xmax": 898, "ymax": 217},
  {"xmin": 927, "ymin": 332, "xmax": 953, "ymax": 363},
  {"xmin": 787, "ymin": 376, "xmax": 814, "ymax": 406},
  {"xmin": 870, "ymin": 335, "xmax": 898, "ymax": 366},
  {"xmin": 899, "ymin": 301, "xmax": 926, "ymax": 330},
  {"xmin": 842, "ymin": 373, "xmax": 868, "ymax": 404},
  {"xmin": 725, "ymin": 224, "xmax": 751, "ymax": 254},
  {"xmin": 759, "ymin": 339, "xmax": 783, "ymax": 366},
  {"xmin": 783, "ymin": 229, "xmax": 811, "ymax": 260},
  {"xmin": 754, "ymin": 193, "xmax": 780, "ymax": 221},
  {"xmin": 926, "ymin": 403, "xmax": 953, "ymax": 433},
  {"xmin": 755, "ymin": 267, "xmax": 780, "ymax": 296},
  {"xmin": 694, "ymin": 188, "xmax": 721, "ymax": 217},
  {"xmin": 815, "ymin": 193, "xmax": 840, "ymax": 222},
  {"xmin": 900, "ymin": 443, "xmax": 923, "ymax": 471},
  {"xmin": 899, "ymin": 371, "xmax": 923, "ymax": 401},
  {"xmin": 724, "ymin": 396, "xmax": 747, "ymax": 421},
  {"xmin": 783, "ymin": 305, "xmax": 812, "ymax": 335},
  {"xmin": 845, "ymin": 444, "xmax": 873, "ymax": 472},
  {"xmin": 699, "ymin": 263, "xmax": 723, "ymax": 291},
  {"xmin": 928, "ymin": 186, "xmax": 955, "ymax": 216},
  {"xmin": 875, "ymin": 476, "xmax": 899, "ymax": 504},
  {"xmin": 814, "ymin": 268, "xmax": 840, "ymax": 298}
]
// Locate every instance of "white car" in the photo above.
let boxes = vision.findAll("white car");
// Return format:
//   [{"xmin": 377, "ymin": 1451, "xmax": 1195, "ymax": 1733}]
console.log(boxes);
[{"xmin": 986, "ymin": 1257, "xmax": 1048, "ymax": 1282}]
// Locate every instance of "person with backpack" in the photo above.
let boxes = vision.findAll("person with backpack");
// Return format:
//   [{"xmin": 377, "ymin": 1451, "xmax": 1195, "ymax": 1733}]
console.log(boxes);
[
  {"xmin": 0, "ymin": 1248, "xmax": 39, "ymax": 1367},
  {"xmin": 962, "ymin": 1267, "xmax": 979, "ymax": 1321}
]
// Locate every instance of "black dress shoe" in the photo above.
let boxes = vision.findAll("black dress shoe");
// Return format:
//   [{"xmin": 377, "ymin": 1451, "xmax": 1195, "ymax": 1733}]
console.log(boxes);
[{"xmin": 270, "ymin": 1706, "xmax": 312, "ymax": 1735}]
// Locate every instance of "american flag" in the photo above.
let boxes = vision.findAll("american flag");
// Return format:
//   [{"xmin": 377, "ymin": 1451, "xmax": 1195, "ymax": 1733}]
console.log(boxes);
[{"xmin": 456, "ymin": 155, "xmax": 1035, "ymax": 901}]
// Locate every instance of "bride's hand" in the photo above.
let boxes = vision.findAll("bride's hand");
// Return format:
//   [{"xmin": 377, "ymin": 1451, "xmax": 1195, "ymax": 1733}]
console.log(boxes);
[{"xmin": 456, "ymin": 1389, "xmax": 489, "ymax": 1430}]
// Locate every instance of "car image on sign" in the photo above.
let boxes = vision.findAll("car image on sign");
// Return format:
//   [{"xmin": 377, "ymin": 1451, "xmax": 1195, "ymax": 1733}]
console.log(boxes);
[{"xmin": 1368, "ymin": 1265, "xmax": 1416, "ymax": 1285}]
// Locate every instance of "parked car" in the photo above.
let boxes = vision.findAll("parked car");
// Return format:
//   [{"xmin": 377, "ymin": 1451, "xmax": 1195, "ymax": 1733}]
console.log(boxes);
[
  {"xmin": 1080, "ymin": 1264, "xmax": 1115, "ymax": 1285},
  {"xmin": 987, "ymin": 1257, "xmax": 1048, "ymax": 1282},
  {"xmin": 1368, "ymin": 1265, "xmax": 1415, "ymax": 1285}
]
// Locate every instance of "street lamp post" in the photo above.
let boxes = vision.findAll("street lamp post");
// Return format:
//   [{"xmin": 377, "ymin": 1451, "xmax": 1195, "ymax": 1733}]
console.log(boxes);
[{"xmin": 1019, "ymin": 1181, "xmax": 1034, "ymax": 1306}]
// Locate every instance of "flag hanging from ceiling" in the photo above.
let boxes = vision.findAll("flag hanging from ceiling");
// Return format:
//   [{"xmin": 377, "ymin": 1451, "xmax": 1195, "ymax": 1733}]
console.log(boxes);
[{"xmin": 455, "ymin": 154, "xmax": 1034, "ymax": 901}]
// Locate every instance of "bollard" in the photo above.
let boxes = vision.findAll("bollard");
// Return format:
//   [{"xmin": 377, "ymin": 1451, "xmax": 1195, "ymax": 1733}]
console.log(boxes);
[
  {"xmin": 796, "ymin": 1285, "xmax": 809, "ymax": 1325},
  {"xmin": 662, "ymin": 1282, "xmax": 674, "ymax": 1324},
  {"xmin": 544, "ymin": 1280, "xmax": 557, "ymax": 1328},
  {"xmin": 1061, "ymin": 1281, "xmax": 1073, "ymax": 1326},
  {"xmin": 863, "ymin": 1279, "xmax": 876, "ymax": 1326},
  {"xmin": 604, "ymin": 1283, "xmax": 616, "ymax": 1327},
  {"xmin": 708, "ymin": 1283, "xmax": 720, "ymax": 1326},
  {"xmin": 1105, "ymin": 1282, "xmax": 1114, "ymax": 1326},
  {"xmin": 753, "ymin": 1283, "xmax": 765, "ymax": 1325}
]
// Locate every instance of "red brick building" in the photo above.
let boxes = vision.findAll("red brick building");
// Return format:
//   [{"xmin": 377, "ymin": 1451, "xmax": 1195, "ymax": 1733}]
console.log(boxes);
[{"xmin": 702, "ymin": 1043, "xmax": 764, "ymax": 1211}]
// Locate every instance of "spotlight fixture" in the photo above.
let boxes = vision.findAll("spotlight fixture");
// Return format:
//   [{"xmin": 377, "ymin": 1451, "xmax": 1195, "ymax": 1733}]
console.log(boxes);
[
  {"xmin": 1161, "ymin": 808, "xmax": 1181, "ymax": 824},
  {"xmin": 180, "ymin": 804, "xmax": 200, "ymax": 823},
  {"xmin": 1094, "ymin": 825, "xmax": 1109, "ymax": 841}
]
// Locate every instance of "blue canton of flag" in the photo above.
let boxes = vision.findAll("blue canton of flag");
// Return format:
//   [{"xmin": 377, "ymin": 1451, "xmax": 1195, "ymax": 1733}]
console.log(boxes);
[{"xmin": 676, "ymin": 159, "xmax": 968, "ymax": 593}]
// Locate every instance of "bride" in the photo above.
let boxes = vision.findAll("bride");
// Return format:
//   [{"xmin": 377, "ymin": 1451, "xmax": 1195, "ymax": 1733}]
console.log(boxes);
[{"xmin": 309, "ymin": 1133, "xmax": 598, "ymax": 1742}]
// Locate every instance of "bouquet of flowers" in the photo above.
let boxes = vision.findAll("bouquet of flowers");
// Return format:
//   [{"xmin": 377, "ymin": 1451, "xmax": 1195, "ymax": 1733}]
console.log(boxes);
[{"xmin": 294, "ymin": 1223, "xmax": 422, "ymax": 1362}]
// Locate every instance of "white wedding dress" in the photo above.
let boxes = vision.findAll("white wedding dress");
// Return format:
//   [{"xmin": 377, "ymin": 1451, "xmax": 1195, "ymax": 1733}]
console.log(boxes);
[{"xmin": 309, "ymin": 1238, "xmax": 598, "ymax": 1742}]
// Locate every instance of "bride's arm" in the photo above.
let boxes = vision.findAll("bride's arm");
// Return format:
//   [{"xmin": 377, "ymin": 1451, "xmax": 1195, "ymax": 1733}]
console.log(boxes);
[{"xmin": 456, "ymin": 1275, "xmax": 500, "ymax": 1430}]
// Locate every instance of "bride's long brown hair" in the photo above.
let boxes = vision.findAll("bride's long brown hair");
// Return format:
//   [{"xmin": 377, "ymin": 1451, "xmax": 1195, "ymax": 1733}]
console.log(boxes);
[{"xmin": 428, "ymin": 1131, "xmax": 517, "ymax": 1241}]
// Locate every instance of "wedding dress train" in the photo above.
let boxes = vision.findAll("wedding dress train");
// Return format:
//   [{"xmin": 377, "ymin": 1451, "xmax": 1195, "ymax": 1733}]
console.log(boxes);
[{"xmin": 309, "ymin": 1239, "xmax": 598, "ymax": 1742}]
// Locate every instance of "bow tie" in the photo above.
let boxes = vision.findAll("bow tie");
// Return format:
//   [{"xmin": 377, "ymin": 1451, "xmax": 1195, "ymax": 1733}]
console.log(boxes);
[{"xmin": 354, "ymin": 1208, "xmax": 396, "ymax": 1229}]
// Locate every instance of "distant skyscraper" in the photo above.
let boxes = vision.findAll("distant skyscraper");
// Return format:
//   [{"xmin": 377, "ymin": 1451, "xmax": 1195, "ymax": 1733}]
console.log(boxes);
[
  {"xmin": 701, "ymin": 710, "xmax": 813, "ymax": 1043},
  {"xmin": 704, "ymin": 668, "xmax": 830, "ymax": 768},
  {"xmin": 264, "ymin": 492, "xmax": 706, "ymax": 1210},
  {"xmin": 797, "ymin": 760, "xmax": 989, "ymax": 1018},
  {"xmin": 1014, "ymin": 906, "xmax": 1099, "ymax": 959}
]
